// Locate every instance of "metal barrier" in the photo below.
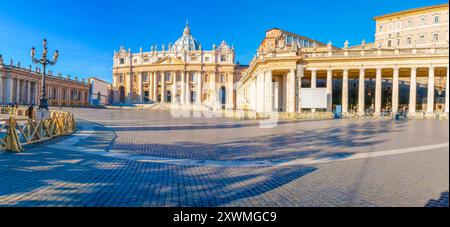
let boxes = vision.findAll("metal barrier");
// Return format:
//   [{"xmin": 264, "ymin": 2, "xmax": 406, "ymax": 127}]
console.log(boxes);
[{"xmin": 0, "ymin": 107, "xmax": 76, "ymax": 152}]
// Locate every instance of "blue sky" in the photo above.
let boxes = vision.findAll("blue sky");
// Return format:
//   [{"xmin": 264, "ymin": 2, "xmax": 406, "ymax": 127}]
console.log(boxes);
[{"xmin": 0, "ymin": 0, "xmax": 447, "ymax": 83}]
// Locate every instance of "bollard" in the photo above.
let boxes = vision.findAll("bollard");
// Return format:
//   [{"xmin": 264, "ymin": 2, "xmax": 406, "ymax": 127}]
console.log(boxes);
[{"xmin": 5, "ymin": 117, "xmax": 24, "ymax": 152}]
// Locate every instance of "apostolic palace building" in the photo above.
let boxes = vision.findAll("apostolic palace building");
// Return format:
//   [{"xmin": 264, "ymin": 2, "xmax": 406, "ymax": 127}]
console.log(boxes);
[
  {"xmin": 112, "ymin": 3, "xmax": 449, "ymax": 118},
  {"xmin": 0, "ymin": 55, "xmax": 91, "ymax": 107}
]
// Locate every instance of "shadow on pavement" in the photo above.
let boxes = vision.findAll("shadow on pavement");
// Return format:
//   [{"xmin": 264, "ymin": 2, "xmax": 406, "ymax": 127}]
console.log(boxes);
[
  {"xmin": 425, "ymin": 191, "xmax": 449, "ymax": 207},
  {"xmin": 0, "ymin": 147, "xmax": 316, "ymax": 207},
  {"xmin": 109, "ymin": 120, "xmax": 408, "ymax": 162}
]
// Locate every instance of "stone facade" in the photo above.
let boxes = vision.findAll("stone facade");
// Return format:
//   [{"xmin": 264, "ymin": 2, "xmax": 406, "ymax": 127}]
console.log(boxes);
[
  {"xmin": 237, "ymin": 3, "xmax": 449, "ymax": 117},
  {"xmin": 0, "ymin": 55, "xmax": 91, "ymax": 107},
  {"xmin": 112, "ymin": 22, "xmax": 244, "ymax": 110},
  {"xmin": 88, "ymin": 77, "xmax": 111, "ymax": 106},
  {"xmin": 374, "ymin": 3, "xmax": 449, "ymax": 49}
]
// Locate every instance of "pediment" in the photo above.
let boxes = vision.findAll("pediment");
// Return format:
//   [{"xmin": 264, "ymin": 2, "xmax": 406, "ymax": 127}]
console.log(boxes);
[{"xmin": 154, "ymin": 56, "xmax": 185, "ymax": 65}]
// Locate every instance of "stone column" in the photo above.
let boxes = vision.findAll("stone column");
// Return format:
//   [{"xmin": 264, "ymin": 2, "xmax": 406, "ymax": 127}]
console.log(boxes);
[
  {"xmin": 445, "ymin": 67, "xmax": 449, "ymax": 114},
  {"xmin": 58, "ymin": 87, "xmax": 62, "ymax": 106},
  {"xmin": 255, "ymin": 73, "xmax": 261, "ymax": 112},
  {"xmin": 358, "ymin": 67, "xmax": 365, "ymax": 114},
  {"xmin": 35, "ymin": 82, "xmax": 39, "ymax": 105},
  {"xmin": 0, "ymin": 75, "xmax": 3, "ymax": 104},
  {"xmin": 375, "ymin": 67, "xmax": 382, "ymax": 116},
  {"xmin": 342, "ymin": 69, "xmax": 349, "ymax": 114},
  {"xmin": 125, "ymin": 73, "xmax": 132, "ymax": 104},
  {"xmin": 9, "ymin": 77, "xmax": 14, "ymax": 104},
  {"xmin": 161, "ymin": 72, "xmax": 166, "ymax": 103},
  {"xmin": 27, "ymin": 80, "xmax": 31, "ymax": 105},
  {"xmin": 16, "ymin": 79, "xmax": 21, "ymax": 104},
  {"xmin": 197, "ymin": 72, "xmax": 202, "ymax": 104},
  {"xmin": 409, "ymin": 67, "xmax": 417, "ymax": 114},
  {"xmin": 172, "ymin": 71, "xmax": 177, "ymax": 103},
  {"xmin": 297, "ymin": 65, "xmax": 304, "ymax": 112},
  {"xmin": 181, "ymin": 71, "xmax": 186, "ymax": 104},
  {"xmin": 137, "ymin": 72, "xmax": 143, "ymax": 102},
  {"xmin": 226, "ymin": 73, "xmax": 234, "ymax": 109},
  {"xmin": 253, "ymin": 78, "xmax": 257, "ymax": 111},
  {"xmin": 326, "ymin": 69, "xmax": 333, "ymax": 112},
  {"xmin": 153, "ymin": 72, "xmax": 158, "ymax": 102},
  {"xmin": 392, "ymin": 66, "xmax": 400, "ymax": 113},
  {"xmin": 311, "ymin": 69, "xmax": 317, "ymax": 88},
  {"xmin": 210, "ymin": 72, "xmax": 217, "ymax": 106},
  {"xmin": 311, "ymin": 69, "xmax": 317, "ymax": 113},
  {"xmin": 427, "ymin": 66, "xmax": 435, "ymax": 114},
  {"xmin": 287, "ymin": 69, "xmax": 296, "ymax": 113},
  {"xmin": 265, "ymin": 70, "xmax": 273, "ymax": 112},
  {"xmin": 186, "ymin": 71, "xmax": 191, "ymax": 103}
]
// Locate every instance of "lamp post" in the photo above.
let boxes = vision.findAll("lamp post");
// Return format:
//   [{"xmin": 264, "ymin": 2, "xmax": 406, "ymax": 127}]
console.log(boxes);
[{"xmin": 31, "ymin": 39, "xmax": 59, "ymax": 110}]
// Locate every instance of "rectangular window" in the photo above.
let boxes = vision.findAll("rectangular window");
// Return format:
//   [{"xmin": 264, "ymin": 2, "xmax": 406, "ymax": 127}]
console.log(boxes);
[
  {"xmin": 205, "ymin": 57, "xmax": 210, "ymax": 62},
  {"xmin": 433, "ymin": 33, "xmax": 439, "ymax": 41},
  {"xmin": 220, "ymin": 55, "xmax": 227, "ymax": 62},
  {"xmin": 407, "ymin": 20, "xmax": 413, "ymax": 28},
  {"xmin": 120, "ymin": 58, "xmax": 125, "ymax": 64},
  {"xmin": 420, "ymin": 17, "xmax": 426, "ymax": 25},
  {"xmin": 220, "ymin": 73, "xmax": 225, "ymax": 83},
  {"xmin": 143, "ymin": 72, "xmax": 149, "ymax": 82},
  {"xmin": 379, "ymin": 25, "xmax": 383, "ymax": 33},
  {"xmin": 388, "ymin": 23, "xmax": 393, "ymax": 31},
  {"xmin": 419, "ymin": 35, "xmax": 425, "ymax": 43},
  {"xmin": 287, "ymin": 36, "xmax": 293, "ymax": 44},
  {"xmin": 165, "ymin": 73, "xmax": 171, "ymax": 82},
  {"xmin": 434, "ymin": 16, "xmax": 440, "ymax": 23}
]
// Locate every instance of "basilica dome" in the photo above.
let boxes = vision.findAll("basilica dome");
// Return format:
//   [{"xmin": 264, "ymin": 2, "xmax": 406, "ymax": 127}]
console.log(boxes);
[{"xmin": 172, "ymin": 23, "xmax": 201, "ymax": 52}]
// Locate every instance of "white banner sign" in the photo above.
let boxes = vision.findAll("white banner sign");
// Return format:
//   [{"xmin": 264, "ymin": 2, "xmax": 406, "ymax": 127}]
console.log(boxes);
[{"xmin": 301, "ymin": 88, "xmax": 328, "ymax": 109}]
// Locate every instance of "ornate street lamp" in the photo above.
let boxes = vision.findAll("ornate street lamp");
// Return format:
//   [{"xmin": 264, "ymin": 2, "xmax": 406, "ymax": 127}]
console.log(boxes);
[{"xmin": 31, "ymin": 39, "xmax": 59, "ymax": 110}]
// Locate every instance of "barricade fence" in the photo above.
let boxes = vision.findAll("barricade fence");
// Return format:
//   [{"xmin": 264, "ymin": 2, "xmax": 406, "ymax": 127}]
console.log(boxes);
[{"xmin": 0, "ymin": 106, "xmax": 76, "ymax": 152}]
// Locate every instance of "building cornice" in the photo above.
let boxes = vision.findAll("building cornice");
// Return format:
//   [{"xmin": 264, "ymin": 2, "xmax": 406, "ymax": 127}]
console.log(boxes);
[{"xmin": 373, "ymin": 3, "xmax": 449, "ymax": 21}]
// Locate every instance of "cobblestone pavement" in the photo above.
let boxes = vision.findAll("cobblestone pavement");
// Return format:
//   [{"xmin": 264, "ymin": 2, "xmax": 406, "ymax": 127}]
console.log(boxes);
[{"xmin": 0, "ymin": 108, "xmax": 448, "ymax": 207}]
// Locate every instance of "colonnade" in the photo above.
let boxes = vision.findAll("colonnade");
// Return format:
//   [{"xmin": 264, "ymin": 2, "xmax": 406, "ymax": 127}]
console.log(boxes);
[
  {"xmin": 241, "ymin": 65, "xmax": 449, "ymax": 116},
  {"xmin": 305, "ymin": 65, "xmax": 449, "ymax": 115},
  {"xmin": 122, "ymin": 70, "xmax": 235, "ymax": 109}
]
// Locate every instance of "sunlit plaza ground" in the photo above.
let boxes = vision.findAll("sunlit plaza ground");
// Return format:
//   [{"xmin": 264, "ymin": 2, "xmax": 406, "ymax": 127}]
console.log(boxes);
[{"xmin": 0, "ymin": 107, "xmax": 448, "ymax": 207}]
